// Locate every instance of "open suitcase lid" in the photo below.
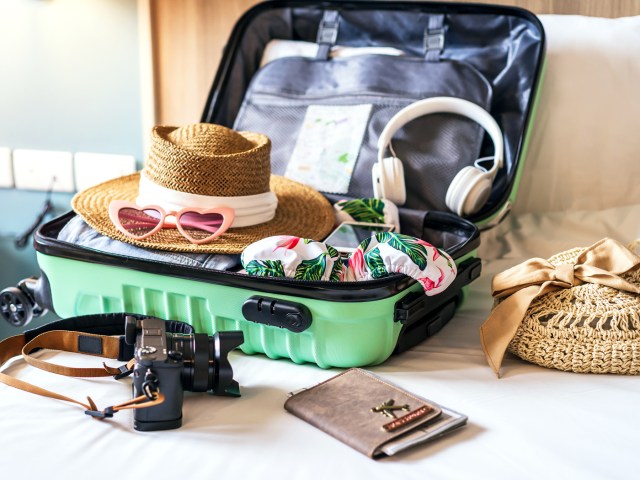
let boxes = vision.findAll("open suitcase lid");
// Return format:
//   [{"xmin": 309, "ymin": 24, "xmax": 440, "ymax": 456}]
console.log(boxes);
[{"xmin": 201, "ymin": 0, "xmax": 546, "ymax": 229}]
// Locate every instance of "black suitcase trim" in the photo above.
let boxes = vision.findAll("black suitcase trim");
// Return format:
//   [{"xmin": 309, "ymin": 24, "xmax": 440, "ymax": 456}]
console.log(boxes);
[{"xmin": 33, "ymin": 210, "xmax": 479, "ymax": 303}]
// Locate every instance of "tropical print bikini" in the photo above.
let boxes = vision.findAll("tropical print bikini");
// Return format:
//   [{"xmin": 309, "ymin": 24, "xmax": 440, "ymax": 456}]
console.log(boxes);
[{"xmin": 241, "ymin": 233, "xmax": 456, "ymax": 296}]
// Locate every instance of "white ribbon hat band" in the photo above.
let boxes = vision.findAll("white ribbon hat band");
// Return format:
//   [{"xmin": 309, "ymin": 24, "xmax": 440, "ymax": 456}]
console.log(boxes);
[{"xmin": 136, "ymin": 173, "xmax": 278, "ymax": 228}]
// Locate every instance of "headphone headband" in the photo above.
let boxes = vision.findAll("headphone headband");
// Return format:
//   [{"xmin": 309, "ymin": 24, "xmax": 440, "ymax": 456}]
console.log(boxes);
[{"xmin": 377, "ymin": 96, "xmax": 504, "ymax": 177}]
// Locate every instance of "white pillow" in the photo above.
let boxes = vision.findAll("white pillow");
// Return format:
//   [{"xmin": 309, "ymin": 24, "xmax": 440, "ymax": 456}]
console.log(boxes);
[{"xmin": 513, "ymin": 15, "xmax": 640, "ymax": 214}]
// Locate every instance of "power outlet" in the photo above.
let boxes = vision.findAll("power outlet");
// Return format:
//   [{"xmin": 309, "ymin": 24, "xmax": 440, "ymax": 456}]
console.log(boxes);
[
  {"xmin": 74, "ymin": 152, "xmax": 137, "ymax": 191},
  {"xmin": 0, "ymin": 147, "xmax": 12, "ymax": 188},
  {"xmin": 13, "ymin": 149, "xmax": 75, "ymax": 192}
]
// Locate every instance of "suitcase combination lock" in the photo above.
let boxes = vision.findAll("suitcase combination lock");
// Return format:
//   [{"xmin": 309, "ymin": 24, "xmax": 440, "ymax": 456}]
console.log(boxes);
[{"xmin": 242, "ymin": 296, "xmax": 312, "ymax": 333}]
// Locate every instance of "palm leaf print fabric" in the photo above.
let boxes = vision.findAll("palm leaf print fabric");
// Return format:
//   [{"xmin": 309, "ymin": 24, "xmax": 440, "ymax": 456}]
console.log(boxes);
[
  {"xmin": 241, "ymin": 233, "xmax": 456, "ymax": 296},
  {"xmin": 241, "ymin": 235, "xmax": 346, "ymax": 281},
  {"xmin": 244, "ymin": 259, "xmax": 286, "ymax": 277},
  {"xmin": 334, "ymin": 198, "xmax": 386, "ymax": 223},
  {"xmin": 333, "ymin": 198, "xmax": 400, "ymax": 231},
  {"xmin": 346, "ymin": 232, "xmax": 457, "ymax": 296}
]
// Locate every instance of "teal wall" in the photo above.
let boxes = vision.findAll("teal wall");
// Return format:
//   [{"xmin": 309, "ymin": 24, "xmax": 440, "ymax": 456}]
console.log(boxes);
[{"xmin": 0, "ymin": 0, "xmax": 144, "ymax": 339}]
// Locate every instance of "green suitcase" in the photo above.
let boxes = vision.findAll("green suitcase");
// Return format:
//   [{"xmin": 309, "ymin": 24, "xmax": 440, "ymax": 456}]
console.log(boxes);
[{"xmin": 1, "ymin": 1, "xmax": 545, "ymax": 368}]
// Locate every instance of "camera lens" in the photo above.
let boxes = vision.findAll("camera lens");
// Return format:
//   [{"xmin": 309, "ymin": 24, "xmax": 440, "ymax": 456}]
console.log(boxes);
[
  {"xmin": 165, "ymin": 330, "xmax": 243, "ymax": 397},
  {"xmin": 166, "ymin": 333, "xmax": 213, "ymax": 392}
]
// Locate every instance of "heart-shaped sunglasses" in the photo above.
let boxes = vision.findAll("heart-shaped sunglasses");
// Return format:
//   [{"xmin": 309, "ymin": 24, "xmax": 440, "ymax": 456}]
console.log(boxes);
[{"xmin": 109, "ymin": 201, "xmax": 234, "ymax": 245}]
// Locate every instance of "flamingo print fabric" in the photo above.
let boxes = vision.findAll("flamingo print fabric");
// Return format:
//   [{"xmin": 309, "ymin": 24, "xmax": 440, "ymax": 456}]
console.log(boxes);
[
  {"xmin": 241, "ymin": 233, "xmax": 456, "ymax": 296},
  {"xmin": 241, "ymin": 235, "xmax": 345, "ymax": 282}
]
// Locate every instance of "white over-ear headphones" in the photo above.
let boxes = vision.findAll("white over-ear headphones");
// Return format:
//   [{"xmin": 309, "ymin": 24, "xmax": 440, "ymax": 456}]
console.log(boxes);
[{"xmin": 372, "ymin": 96, "xmax": 504, "ymax": 216}]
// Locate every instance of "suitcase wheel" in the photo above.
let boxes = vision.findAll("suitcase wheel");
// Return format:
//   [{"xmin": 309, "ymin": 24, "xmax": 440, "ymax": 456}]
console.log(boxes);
[
  {"xmin": 1, "ymin": 286, "xmax": 34, "ymax": 327},
  {"xmin": 1, "ymin": 278, "xmax": 47, "ymax": 327}
]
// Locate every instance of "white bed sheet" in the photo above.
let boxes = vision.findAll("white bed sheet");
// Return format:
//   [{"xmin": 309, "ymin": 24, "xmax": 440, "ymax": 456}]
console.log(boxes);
[{"xmin": 1, "ymin": 203, "xmax": 638, "ymax": 480}]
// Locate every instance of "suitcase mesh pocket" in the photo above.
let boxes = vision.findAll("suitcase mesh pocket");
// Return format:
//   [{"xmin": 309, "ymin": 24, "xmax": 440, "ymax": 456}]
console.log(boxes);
[{"xmin": 233, "ymin": 54, "xmax": 493, "ymax": 211}]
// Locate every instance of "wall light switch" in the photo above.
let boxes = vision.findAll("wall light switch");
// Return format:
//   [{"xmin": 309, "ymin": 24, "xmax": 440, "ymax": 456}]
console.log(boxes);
[
  {"xmin": 74, "ymin": 152, "xmax": 137, "ymax": 191},
  {"xmin": 0, "ymin": 147, "xmax": 13, "ymax": 188},
  {"xmin": 13, "ymin": 149, "xmax": 75, "ymax": 192}
]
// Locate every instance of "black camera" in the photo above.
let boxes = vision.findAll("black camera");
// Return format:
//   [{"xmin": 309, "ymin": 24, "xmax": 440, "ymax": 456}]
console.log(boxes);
[{"xmin": 124, "ymin": 315, "xmax": 244, "ymax": 431}]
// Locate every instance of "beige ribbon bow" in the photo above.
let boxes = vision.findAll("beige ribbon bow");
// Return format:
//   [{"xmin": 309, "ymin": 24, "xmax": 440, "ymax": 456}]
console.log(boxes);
[{"xmin": 480, "ymin": 238, "xmax": 640, "ymax": 377}]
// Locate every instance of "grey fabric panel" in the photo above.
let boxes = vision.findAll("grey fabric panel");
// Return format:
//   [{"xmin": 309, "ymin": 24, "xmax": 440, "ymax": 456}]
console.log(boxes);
[
  {"xmin": 237, "ymin": 55, "xmax": 490, "ymax": 98},
  {"xmin": 57, "ymin": 215, "xmax": 242, "ymax": 271},
  {"xmin": 234, "ymin": 55, "xmax": 492, "ymax": 210}
]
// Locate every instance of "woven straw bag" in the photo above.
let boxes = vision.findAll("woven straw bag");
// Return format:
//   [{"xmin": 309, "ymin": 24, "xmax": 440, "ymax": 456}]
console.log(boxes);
[{"xmin": 508, "ymin": 241, "xmax": 640, "ymax": 374}]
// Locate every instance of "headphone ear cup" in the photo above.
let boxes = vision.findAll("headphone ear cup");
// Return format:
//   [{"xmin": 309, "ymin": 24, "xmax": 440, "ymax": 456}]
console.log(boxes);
[
  {"xmin": 446, "ymin": 166, "xmax": 492, "ymax": 216},
  {"xmin": 378, "ymin": 157, "xmax": 406, "ymax": 205}
]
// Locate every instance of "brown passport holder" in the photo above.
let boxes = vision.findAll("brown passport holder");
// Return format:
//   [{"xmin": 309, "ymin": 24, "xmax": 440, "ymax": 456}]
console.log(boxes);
[{"xmin": 284, "ymin": 368, "xmax": 443, "ymax": 458}]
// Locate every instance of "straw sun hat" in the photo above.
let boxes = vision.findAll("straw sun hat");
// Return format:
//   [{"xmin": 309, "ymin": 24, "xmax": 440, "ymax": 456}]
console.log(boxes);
[
  {"xmin": 481, "ymin": 238, "xmax": 640, "ymax": 376},
  {"xmin": 72, "ymin": 124, "xmax": 335, "ymax": 254}
]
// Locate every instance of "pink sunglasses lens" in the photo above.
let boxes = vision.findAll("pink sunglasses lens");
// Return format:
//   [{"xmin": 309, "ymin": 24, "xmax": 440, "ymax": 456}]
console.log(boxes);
[
  {"xmin": 117, "ymin": 207, "xmax": 162, "ymax": 237},
  {"xmin": 179, "ymin": 211, "xmax": 226, "ymax": 241}
]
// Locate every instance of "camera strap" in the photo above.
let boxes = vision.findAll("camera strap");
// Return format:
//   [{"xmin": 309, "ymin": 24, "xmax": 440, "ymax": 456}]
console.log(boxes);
[{"xmin": 0, "ymin": 313, "xmax": 194, "ymax": 420}]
